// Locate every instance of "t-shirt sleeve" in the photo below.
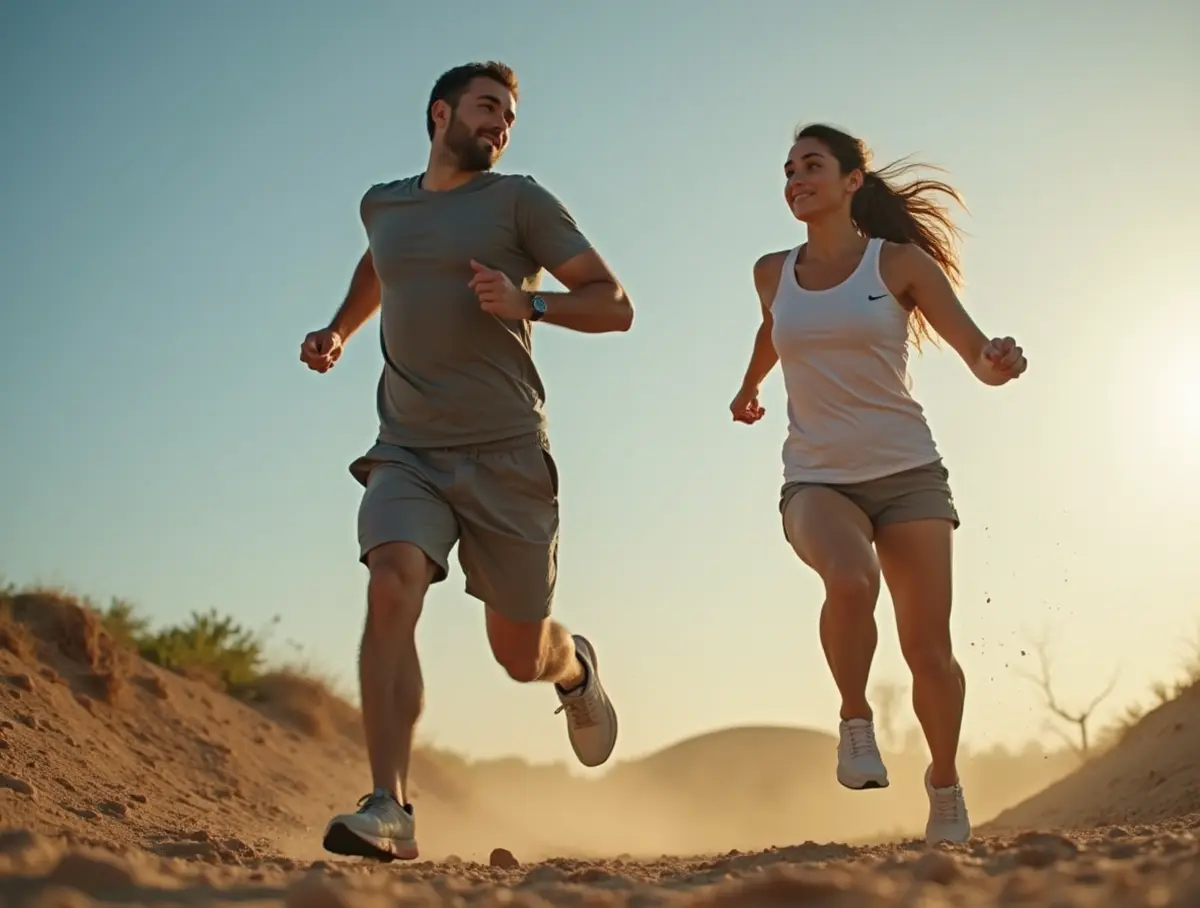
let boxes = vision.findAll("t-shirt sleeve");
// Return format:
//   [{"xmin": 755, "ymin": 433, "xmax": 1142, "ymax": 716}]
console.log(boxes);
[{"xmin": 514, "ymin": 176, "xmax": 594, "ymax": 272}]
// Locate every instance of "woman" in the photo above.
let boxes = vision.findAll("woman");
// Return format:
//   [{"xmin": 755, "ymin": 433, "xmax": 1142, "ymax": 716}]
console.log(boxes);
[{"xmin": 730, "ymin": 123, "xmax": 1026, "ymax": 845}]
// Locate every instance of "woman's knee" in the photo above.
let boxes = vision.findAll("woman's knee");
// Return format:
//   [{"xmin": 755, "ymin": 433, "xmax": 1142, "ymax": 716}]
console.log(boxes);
[
  {"xmin": 821, "ymin": 561, "xmax": 881, "ymax": 610},
  {"xmin": 899, "ymin": 632, "xmax": 958, "ymax": 677}
]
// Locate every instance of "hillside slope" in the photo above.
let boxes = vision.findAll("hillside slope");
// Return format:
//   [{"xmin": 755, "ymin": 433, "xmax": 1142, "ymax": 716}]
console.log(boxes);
[
  {"xmin": 0, "ymin": 591, "xmax": 551, "ymax": 862},
  {"xmin": 983, "ymin": 681, "xmax": 1200, "ymax": 832}
]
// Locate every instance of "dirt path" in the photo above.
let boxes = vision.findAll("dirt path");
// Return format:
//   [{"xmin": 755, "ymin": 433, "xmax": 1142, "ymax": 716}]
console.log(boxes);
[{"xmin": 3, "ymin": 818, "xmax": 1199, "ymax": 907}]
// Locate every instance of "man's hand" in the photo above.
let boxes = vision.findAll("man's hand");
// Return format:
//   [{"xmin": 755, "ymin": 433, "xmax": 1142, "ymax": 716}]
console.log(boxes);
[
  {"xmin": 300, "ymin": 327, "xmax": 344, "ymax": 374},
  {"xmin": 972, "ymin": 335, "xmax": 1027, "ymax": 386},
  {"xmin": 468, "ymin": 260, "xmax": 533, "ymax": 320}
]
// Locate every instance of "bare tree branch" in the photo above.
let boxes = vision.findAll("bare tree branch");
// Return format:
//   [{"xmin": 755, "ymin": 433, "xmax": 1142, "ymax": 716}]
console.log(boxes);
[{"xmin": 1016, "ymin": 630, "xmax": 1119, "ymax": 758}]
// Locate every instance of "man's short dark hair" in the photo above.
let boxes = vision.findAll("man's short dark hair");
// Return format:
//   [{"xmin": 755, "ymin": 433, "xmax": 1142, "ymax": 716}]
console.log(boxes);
[{"xmin": 426, "ymin": 61, "xmax": 519, "ymax": 140}]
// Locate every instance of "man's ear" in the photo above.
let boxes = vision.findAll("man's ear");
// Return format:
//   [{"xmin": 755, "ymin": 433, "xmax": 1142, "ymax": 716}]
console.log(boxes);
[{"xmin": 430, "ymin": 99, "xmax": 451, "ymax": 134}]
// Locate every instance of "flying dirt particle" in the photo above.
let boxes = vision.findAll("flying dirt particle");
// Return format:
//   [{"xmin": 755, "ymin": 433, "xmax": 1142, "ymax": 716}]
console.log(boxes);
[
  {"xmin": 0, "ymin": 773, "xmax": 36, "ymax": 797},
  {"xmin": 489, "ymin": 847, "xmax": 519, "ymax": 869}
]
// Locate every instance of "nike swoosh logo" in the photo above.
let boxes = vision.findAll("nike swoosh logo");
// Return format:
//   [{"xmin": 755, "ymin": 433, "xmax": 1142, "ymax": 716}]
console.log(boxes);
[{"xmin": 868, "ymin": 293, "xmax": 889, "ymax": 300}]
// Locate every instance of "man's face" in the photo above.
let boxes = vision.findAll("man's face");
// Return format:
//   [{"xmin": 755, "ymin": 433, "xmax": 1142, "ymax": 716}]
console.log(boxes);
[{"xmin": 438, "ymin": 78, "xmax": 517, "ymax": 172}]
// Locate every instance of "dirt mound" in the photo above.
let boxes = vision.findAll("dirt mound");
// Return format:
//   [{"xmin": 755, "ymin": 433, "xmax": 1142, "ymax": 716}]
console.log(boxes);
[
  {"xmin": 0, "ymin": 592, "xmax": 543, "ymax": 863},
  {"xmin": 984, "ymin": 682, "xmax": 1200, "ymax": 833}
]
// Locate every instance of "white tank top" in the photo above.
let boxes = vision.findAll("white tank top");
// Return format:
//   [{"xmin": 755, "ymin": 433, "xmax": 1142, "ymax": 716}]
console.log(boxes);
[{"xmin": 770, "ymin": 238, "xmax": 941, "ymax": 484}]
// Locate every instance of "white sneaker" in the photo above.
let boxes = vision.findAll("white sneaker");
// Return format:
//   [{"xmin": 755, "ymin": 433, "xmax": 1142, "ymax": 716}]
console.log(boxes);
[
  {"xmin": 322, "ymin": 790, "xmax": 418, "ymax": 861},
  {"xmin": 836, "ymin": 718, "xmax": 890, "ymax": 790},
  {"xmin": 554, "ymin": 635, "xmax": 618, "ymax": 767},
  {"xmin": 924, "ymin": 764, "xmax": 971, "ymax": 845}
]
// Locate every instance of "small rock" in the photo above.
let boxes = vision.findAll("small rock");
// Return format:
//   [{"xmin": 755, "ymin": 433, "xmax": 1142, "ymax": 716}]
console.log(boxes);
[
  {"xmin": 47, "ymin": 849, "xmax": 137, "ymax": 894},
  {"xmin": 73, "ymin": 808, "xmax": 100, "ymax": 821},
  {"xmin": 0, "ymin": 828, "xmax": 45, "ymax": 855},
  {"xmin": 444, "ymin": 853, "xmax": 462, "ymax": 864},
  {"xmin": 0, "ymin": 773, "xmax": 36, "ymax": 797},
  {"xmin": 521, "ymin": 865, "xmax": 567, "ymax": 885},
  {"xmin": 8, "ymin": 673, "xmax": 35, "ymax": 692},
  {"xmin": 74, "ymin": 693, "xmax": 94, "ymax": 713},
  {"xmin": 489, "ymin": 847, "xmax": 519, "ymax": 869},
  {"xmin": 0, "ymin": 736, "xmax": 9, "ymax": 750},
  {"xmin": 129, "ymin": 793, "xmax": 147, "ymax": 804},
  {"xmin": 97, "ymin": 800, "xmax": 128, "ymax": 818},
  {"xmin": 55, "ymin": 777, "xmax": 78, "ymax": 793}
]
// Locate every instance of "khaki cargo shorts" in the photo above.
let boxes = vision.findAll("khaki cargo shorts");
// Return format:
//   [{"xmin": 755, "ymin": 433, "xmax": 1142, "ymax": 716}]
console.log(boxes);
[
  {"xmin": 780, "ymin": 458, "xmax": 960, "ymax": 541},
  {"xmin": 349, "ymin": 430, "xmax": 559, "ymax": 624}
]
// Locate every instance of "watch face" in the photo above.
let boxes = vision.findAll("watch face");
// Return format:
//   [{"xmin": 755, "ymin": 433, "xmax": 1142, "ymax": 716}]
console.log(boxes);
[{"xmin": 532, "ymin": 296, "xmax": 547, "ymax": 318}]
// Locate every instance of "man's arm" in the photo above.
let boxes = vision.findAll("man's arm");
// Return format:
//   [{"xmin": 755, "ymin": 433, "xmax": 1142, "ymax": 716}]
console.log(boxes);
[
  {"xmin": 516, "ymin": 177, "xmax": 633, "ymax": 334},
  {"xmin": 328, "ymin": 249, "xmax": 382, "ymax": 341},
  {"xmin": 536, "ymin": 249, "xmax": 634, "ymax": 334}
]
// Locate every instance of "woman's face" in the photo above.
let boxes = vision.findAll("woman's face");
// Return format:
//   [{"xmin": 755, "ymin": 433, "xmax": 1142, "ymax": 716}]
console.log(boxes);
[{"xmin": 783, "ymin": 137, "xmax": 861, "ymax": 222}]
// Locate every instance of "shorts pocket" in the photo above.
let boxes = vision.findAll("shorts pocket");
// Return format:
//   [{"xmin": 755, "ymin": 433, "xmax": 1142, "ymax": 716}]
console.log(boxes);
[{"xmin": 537, "ymin": 444, "xmax": 560, "ymax": 499}]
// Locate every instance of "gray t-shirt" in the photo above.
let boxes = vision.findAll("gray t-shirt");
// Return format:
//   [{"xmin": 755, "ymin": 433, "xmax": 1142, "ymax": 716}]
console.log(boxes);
[{"xmin": 360, "ymin": 172, "xmax": 593, "ymax": 449}]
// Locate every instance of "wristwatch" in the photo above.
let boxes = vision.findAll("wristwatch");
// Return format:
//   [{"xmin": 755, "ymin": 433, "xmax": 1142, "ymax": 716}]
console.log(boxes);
[{"xmin": 529, "ymin": 293, "xmax": 548, "ymax": 322}]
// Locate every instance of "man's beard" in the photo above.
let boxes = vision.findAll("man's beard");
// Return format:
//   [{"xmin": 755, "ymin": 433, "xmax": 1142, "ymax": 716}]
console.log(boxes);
[{"xmin": 444, "ymin": 114, "xmax": 500, "ymax": 172}]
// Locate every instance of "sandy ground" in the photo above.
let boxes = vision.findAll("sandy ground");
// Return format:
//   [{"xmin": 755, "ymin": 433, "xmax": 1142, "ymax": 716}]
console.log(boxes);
[{"xmin": 2, "ymin": 592, "xmax": 1199, "ymax": 906}]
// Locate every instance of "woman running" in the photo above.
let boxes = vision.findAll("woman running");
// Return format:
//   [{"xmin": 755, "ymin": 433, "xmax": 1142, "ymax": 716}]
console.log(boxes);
[{"xmin": 730, "ymin": 123, "xmax": 1027, "ymax": 845}]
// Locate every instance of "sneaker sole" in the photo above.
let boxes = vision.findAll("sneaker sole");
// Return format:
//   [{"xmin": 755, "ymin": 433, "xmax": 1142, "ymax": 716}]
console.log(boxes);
[
  {"xmin": 322, "ymin": 822, "xmax": 419, "ymax": 862},
  {"xmin": 837, "ymin": 770, "xmax": 890, "ymax": 791},
  {"xmin": 572, "ymin": 636, "xmax": 618, "ymax": 768}
]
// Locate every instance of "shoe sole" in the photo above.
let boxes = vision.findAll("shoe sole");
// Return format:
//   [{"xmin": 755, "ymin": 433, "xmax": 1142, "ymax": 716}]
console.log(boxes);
[
  {"xmin": 572, "ymin": 636, "xmax": 618, "ymax": 768},
  {"xmin": 837, "ymin": 770, "xmax": 890, "ymax": 791},
  {"xmin": 322, "ymin": 822, "xmax": 419, "ymax": 862}
]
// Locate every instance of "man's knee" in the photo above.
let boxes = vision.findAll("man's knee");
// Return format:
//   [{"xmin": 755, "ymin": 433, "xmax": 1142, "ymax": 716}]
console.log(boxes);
[
  {"xmin": 486, "ymin": 612, "xmax": 549, "ymax": 684},
  {"xmin": 365, "ymin": 543, "xmax": 435, "ymax": 630}
]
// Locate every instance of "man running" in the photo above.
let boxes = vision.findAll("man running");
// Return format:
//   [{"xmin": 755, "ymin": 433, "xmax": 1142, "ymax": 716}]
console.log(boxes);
[{"xmin": 299, "ymin": 60, "xmax": 632, "ymax": 861}]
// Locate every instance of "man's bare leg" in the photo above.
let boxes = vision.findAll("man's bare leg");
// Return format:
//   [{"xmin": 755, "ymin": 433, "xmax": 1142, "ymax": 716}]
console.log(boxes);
[
  {"xmin": 324, "ymin": 541, "xmax": 434, "ymax": 860},
  {"xmin": 485, "ymin": 609, "xmax": 617, "ymax": 767},
  {"xmin": 360, "ymin": 542, "xmax": 436, "ymax": 803}
]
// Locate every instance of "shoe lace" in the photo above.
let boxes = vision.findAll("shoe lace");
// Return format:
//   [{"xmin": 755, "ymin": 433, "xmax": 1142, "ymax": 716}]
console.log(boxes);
[
  {"xmin": 845, "ymin": 723, "xmax": 878, "ymax": 759},
  {"xmin": 932, "ymin": 785, "xmax": 965, "ymax": 824},
  {"xmin": 356, "ymin": 791, "xmax": 395, "ymax": 814},
  {"xmin": 555, "ymin": 692, "xmax": 598, "ymax": 728}
]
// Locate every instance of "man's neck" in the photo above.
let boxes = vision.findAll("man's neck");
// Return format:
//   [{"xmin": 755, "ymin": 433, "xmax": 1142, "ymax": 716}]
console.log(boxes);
[{"xmin": 420, "ymin": 152, "xmax": 487, "ymax": 192}]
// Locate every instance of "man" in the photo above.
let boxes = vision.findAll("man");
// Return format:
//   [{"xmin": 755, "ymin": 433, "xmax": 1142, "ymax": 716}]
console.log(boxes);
[{"xmin": 299, "ymin": 61, "xmax": 632, "ymax": 861}]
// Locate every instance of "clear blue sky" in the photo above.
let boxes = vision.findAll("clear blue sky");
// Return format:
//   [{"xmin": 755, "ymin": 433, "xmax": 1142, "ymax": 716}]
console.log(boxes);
[{"xmin": 3, "ymin": 0, "xmax": 1198, "ymax": 768}]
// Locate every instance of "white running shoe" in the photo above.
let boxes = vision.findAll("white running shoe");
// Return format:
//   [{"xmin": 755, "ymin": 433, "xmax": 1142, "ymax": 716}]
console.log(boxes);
[
  {"xmin": 554, "ymin": 635, "xmax": 618, "ymax": 767},
  {"xmin": 836, "ymin": 718, "xmax": 890, "ymax": 790},
  {"xmin": 322, "ymin": 789, "xmax": 418, "ymax": 861},
  {"xmin": 924, "ymin": 764, "xmax": 972, "ymax": 845}
]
